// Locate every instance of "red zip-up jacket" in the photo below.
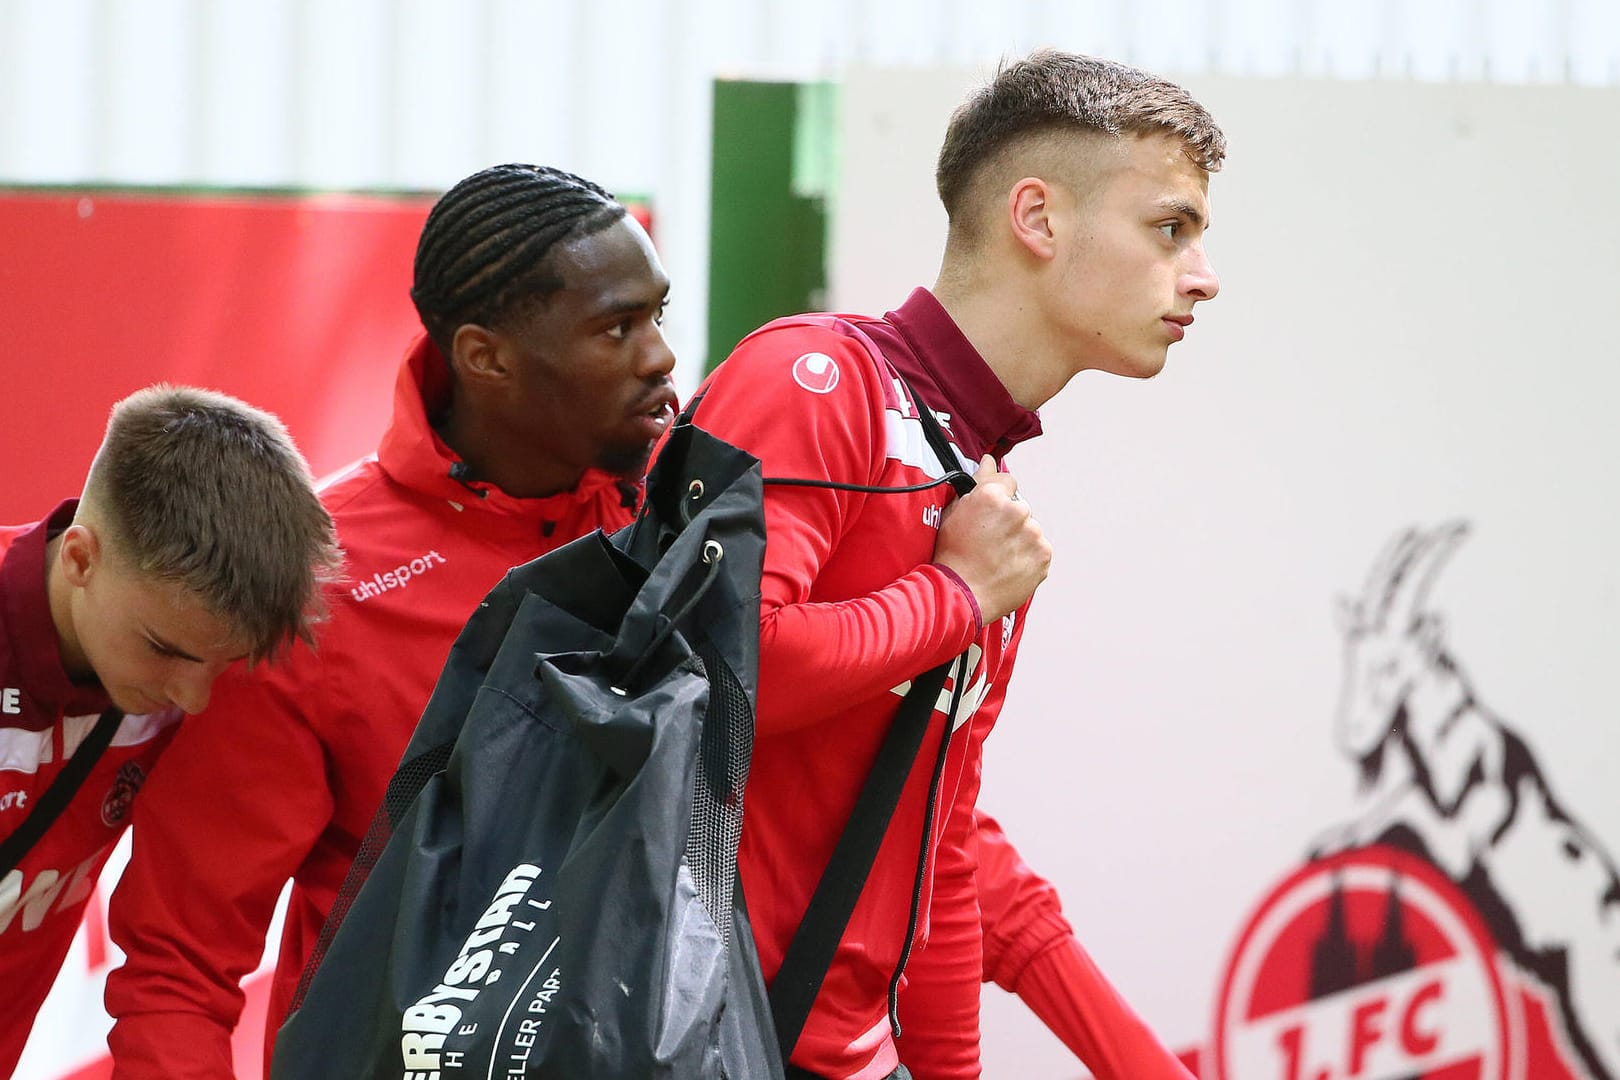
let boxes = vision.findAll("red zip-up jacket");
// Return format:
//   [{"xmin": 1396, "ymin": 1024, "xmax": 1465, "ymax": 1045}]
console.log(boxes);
[
  {"xmin": 901, "ymin": 812, "xmax": 1195, "ymax": 1079},
  {"xmin": 103, "ymin": 336, "xmax": 640, "ymax": 1079},
  {"xmin": 0, "ymin": 503, "xmax": 182, "ymax": 1076},
  {"xmin": 696, "ymin": 291, "xmax": 1043, "ymax": 1079},
  {"xmin": 705, "ymin": 293, "xmax": 1191, "ymax": 1079}
]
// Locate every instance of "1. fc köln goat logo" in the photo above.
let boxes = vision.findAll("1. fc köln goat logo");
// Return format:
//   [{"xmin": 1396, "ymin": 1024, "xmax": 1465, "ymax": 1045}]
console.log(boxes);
[
  {"xmin": 1209, "ymin": 522, "xmax": 1620, "ymax": 1080},
  {"xmin": 1212, "ymin": 846, "xmax": 1522, "ymax": 1079}
]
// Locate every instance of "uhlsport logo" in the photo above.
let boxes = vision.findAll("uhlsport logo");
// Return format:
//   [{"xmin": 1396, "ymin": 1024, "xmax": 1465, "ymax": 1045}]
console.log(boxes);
[
  {"xmin": 791, "ymin": 351, "xmax": 840, "ymax": 394},
  {"xmin": 349, "ymin": 549, "xmax": 447, "ymax": 603},
  {"xmin": 1209, "ymin": 522, "xmax": 1619, "ymax": 1080}
]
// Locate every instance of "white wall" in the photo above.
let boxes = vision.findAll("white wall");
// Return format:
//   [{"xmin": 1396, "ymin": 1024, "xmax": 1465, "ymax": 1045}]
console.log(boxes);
[
  {"xmin": 7, "ymin": 2, "xmax": 1620, "ymax": 1075},
  {"xmin": 4, "ymin": 0, "xmax": 1617, "ymax": 394},
  {"xmin": 835, "ymin": 67, "xmax": 1620, "ymax": 1076}
]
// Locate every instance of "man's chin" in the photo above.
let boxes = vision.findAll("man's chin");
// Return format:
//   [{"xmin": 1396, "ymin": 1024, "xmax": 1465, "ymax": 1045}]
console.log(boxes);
[
  {"xmin": 596, "ymin": 441, "xmax": 656, "ymax": 480},
  {"xmin": 1113, "ymin": 352, "xmax": 1169, "ymax": 381},
  {"xmin": 113, "ymin": 690, "xmax": 169, "ymax": 715}
]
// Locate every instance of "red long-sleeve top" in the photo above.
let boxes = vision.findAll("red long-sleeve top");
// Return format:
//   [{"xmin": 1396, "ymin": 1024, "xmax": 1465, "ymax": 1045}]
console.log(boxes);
[
  {"xmin": 898, "ymin": 812, "xmax": 1195, "ymax": 1079},
  {"xmin": 696, "ymin": 291, "xmax": 1042, "ymax": 1079},
  {"xmin": 0, "ymin": 503, "xmax": 181, "ymax": 1076},
  {"xmin": 103, "ymin": 336, "xmax": 639, "ymax": 1078}
]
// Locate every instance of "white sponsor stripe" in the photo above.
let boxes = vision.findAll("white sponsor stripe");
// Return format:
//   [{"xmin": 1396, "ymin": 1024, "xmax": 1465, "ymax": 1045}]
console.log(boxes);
[
  {"xmin": 106, "ymin": 709, "xmax": 180, "ymax": 747},
  {"xmin": 0, "ymin": 726, "xmax": 52, "ymax": 774},
  {"xmin": 2, "ymin": 710, "xmax": 178, "ymax": 774},
  {"xmin": 881, "ymin": 408, "xmax": 972, "ymax": 480},
  {"xmin": 891, "ymin": 645, "xmax": 987, "ymax": 731}
]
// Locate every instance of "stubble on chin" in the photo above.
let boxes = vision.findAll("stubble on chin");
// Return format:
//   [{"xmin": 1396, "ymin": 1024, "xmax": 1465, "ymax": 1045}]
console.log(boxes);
[{"xmin": 596, "ymin": 440, "xmax": 657, "ymax": 481}]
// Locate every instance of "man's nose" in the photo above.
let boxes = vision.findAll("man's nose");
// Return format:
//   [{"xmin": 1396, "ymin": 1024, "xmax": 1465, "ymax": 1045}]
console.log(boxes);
[
  {"xmin": 641, "ymin": 325, "xmax": 677, "ymax": 378},
  {"xmin": 166, "ymin": 669, "xmax": 217, "ymax": 715},
  {"xmin": 1184, "ymin": 245, "xmax": 1220, "ymax": 302}
]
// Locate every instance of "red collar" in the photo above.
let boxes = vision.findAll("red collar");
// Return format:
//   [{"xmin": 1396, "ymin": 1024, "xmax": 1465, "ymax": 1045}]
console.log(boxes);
[
  {"xmin": 372, "ymin": 334, "xmax": 641, "ymax": 527},
  {"xmin": 1, "ymin": 500, "xmax": 114, "ymax": 726},
  {"xmin": 866, "ymin": 288, "xmax": 1043, "ymax": 461}
]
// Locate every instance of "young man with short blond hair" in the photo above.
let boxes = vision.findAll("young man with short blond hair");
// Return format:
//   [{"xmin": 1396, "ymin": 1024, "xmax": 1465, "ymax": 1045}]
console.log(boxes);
[
  {"xmin": 695, "ymin": 50, "xmax": 1223, "ymax": 1079},
  {"xmin": 1, "ymin": 385, "xmax": 338, "ymax": 1074}
]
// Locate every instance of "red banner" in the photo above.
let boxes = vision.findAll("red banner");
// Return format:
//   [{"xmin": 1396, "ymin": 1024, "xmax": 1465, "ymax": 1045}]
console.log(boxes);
[
  {"xmin": 0, "ymin": 189, "xmax": 435, "ymax": 522},
  {"xmin": 3, "ymin": 187, "xmax": 434, "ymax": 1078}
]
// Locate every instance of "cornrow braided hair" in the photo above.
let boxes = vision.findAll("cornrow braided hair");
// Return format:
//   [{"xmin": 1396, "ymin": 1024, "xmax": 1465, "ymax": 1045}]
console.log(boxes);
[{"xmin": 411, "ymin": 163, "xmax": 628, "ymax": 355}]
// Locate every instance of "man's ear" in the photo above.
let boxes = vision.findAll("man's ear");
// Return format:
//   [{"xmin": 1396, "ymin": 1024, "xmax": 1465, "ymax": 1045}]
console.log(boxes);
[
  {"xmin": 449, "ymin": 323, "xmax": 510, "ymax": 387},
  {"xmin": 58, "ymin": 524, "xmax": 101, "ymax": 588},
  {"xmin": 1007, "ymin": 177, "xmax": 1058, "ymax": 261}
]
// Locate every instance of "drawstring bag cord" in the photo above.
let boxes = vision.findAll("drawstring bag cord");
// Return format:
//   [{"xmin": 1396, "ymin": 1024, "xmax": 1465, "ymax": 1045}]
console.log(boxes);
[
  {"xmin": 663, "ymin": 381, "xmax": 981, "ymax": 1051},
  {"xmin": 618, "ymin": 465, "xmax": 969, "ymax": 697},
  {"xmin": 612, "ymin": 538, "xmax": 724, "ymax": 695},
  {"xmin": 886, "ymin": 650, "xmax": 970, "ymax": 1038}
]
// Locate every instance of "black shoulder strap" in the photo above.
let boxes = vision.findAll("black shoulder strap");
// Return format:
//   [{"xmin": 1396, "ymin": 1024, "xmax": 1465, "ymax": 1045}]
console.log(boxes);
[
  {"xmin": 0, "ymin": 707, "xmax": 124, "ymax": 877},
  {"xmin": 767, "ymin": 658, "xmax": 953, "ymax": 1062},
  {"xmin": 901, "ymin": 377, "xmax": 976, "ymax": 498},
  {"xmin": 768, "ymin": 377, "xmax": 974, "ymax": 1061}
]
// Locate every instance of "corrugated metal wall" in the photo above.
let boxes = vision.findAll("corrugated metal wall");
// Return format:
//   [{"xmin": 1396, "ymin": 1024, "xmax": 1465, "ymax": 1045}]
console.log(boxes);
[{"xmin": 4, "ymin": 0, "xmax": 1617, "ymax": 378}]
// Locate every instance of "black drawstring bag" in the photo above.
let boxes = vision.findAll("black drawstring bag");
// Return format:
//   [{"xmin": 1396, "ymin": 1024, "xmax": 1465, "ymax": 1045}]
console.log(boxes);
[
  {"xmin": 272, "ymin": 416, "xmax": 783, "ymax": 1079},
  {"xmin": 275, "ymin": 365, "xmax": 975, "ymax": 1079}
]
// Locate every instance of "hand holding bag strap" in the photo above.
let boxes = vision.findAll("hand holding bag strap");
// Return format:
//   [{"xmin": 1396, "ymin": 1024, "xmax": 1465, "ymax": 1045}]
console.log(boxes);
[
  {"xmin": 0, "ymin": 707, "xmax": 123, "ymax": 876},
  {"xmin": 769, "ymin": 379, "xmax": 976, "ymax": 1061}
]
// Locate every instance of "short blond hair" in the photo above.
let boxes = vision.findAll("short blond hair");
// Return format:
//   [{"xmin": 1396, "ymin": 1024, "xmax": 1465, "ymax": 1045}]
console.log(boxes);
[
  {"xmin": 82, "ymin": 385, "xmax": 342, "ymax": 662},
  {"xmin": 937, "ymin": 50, "xmax": 1226, "ymax": 239}
]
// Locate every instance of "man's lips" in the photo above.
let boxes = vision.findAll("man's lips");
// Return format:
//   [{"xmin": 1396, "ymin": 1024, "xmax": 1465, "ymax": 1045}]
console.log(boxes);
[
  {"xmin": 632, "ymin": 385, "xmax": 679, "ymax": 433},
  {"xmin": 1164, "ymin": 314, "xmax": 1193, "ymax": 341}
]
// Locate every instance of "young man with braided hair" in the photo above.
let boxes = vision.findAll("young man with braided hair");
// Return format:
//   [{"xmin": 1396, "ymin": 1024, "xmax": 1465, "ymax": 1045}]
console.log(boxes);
[
  {"xmin": 1, "ymin": 386, "xmax": 338, "ymax": 1076},
  {"xmin": 103, "ymin": 163, "xmax": 678, "ymax": 1078},
  {"xmin": 694, "ymin": 51, "xmax": 1223, "ymax": 1078}
]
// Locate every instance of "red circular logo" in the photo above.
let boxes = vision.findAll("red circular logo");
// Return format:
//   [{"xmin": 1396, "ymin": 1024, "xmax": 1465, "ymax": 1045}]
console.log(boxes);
[
  {"xmin": 101, "ymin": 760, "xmax": 148, "ymax": 827},
  {"xmin": 791, "ymin": 351, "xmax": 840, "ymax": 394},
  {"xmin": 1211, "ymin": 846, "xmax": 1523, "ymax": 1080}
]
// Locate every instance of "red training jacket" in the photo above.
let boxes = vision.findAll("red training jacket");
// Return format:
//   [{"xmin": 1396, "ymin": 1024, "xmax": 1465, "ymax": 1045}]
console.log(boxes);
[
  {"xmin": 928, "ymin": 813, "xmax": 1195, "ymax": 1079},
  {"xmin": 103, "ymin": 336, "xmax": 640, "ymax": 1079},
  {"xmin": 0, "ymin": 502, "xmax": 182, "ymax": 1076},
  {"xmin": 696, "ymin": 290, "xmax": 1042, "ymax": 1079}
]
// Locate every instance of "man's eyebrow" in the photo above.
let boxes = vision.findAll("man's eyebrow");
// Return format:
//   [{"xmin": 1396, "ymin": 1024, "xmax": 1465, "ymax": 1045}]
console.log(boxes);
[
  {"xmin": 145, "ymin": 631, "xmax": 204, "ymax": 664},
  {"xmin": 591, "ymin": 284, "xmax": 671, "ymax": 319},
  {"xmin": 1159, "ymin": 198, "xmax": 1208, "ymax": 230},
  {"xmin": 145, "ymin": 629, "xmax": 248, "ymax": 665}
]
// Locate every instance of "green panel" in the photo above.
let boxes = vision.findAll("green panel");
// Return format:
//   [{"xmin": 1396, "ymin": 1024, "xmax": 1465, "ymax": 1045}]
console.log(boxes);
[{"xmin": 707, "ymin": 80, "xmax": 834, "ymax": 374}]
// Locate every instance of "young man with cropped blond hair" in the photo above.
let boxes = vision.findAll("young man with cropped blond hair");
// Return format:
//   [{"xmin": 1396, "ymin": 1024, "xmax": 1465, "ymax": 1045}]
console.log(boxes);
[
  {"xmin": 696, "ymin": 50, "xmax": 1223, "ymax": 1078},
  {"xmin": 0, "ymin": 385, "xmax": 339, "ymax": 1074}
]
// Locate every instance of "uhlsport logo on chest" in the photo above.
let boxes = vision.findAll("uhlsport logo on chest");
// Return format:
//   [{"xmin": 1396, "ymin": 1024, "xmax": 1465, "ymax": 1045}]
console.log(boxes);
[{"xmin": 350, "ymin": 549, "xmax": 448, "ymax": 603}]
